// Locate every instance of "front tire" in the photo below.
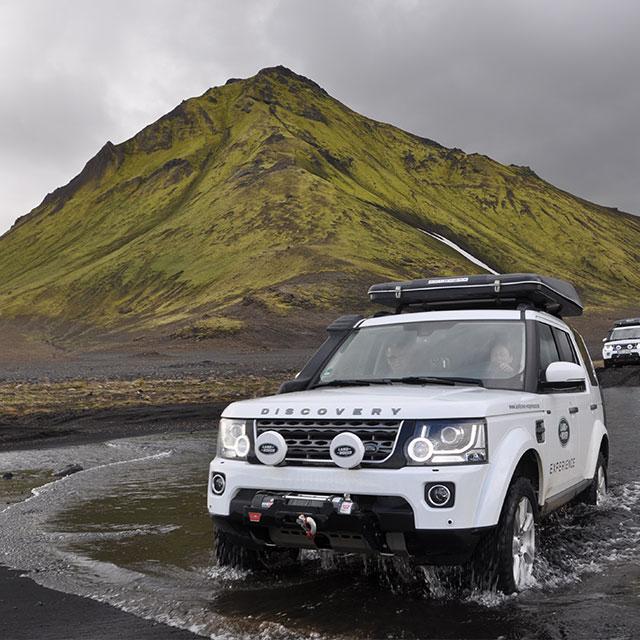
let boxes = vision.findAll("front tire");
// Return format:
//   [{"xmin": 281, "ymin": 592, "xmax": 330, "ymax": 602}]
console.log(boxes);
[
  {"xmin": 471, "ymin": 477, "xmax": 537, "ymax": 593},
  {"xmin": 578, "ymin": 452, "xmax": 607, "ymax": 506},
  {"xmin": 496, "ymin": 477, "xmax": 537, "ymax": 593}
]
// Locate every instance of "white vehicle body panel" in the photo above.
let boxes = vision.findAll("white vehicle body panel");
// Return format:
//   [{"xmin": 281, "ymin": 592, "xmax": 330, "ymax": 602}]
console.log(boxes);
[{"xmin": 208, "ymin": 307, "xmax": 607, "ymax": 535}]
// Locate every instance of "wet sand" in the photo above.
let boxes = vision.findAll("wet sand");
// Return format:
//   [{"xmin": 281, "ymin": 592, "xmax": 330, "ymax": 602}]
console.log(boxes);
[
  {"xmin": 0, "ymin": 401, "xmax": 228, "ymax": 451},
  {"xmin": 0, "ymin": 566, "xmax": 201, "ymax": 640}
]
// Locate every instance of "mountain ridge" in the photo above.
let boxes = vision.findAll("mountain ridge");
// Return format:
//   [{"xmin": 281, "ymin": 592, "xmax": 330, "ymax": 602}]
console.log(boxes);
[{"xmin": 1, "ymin": 65, "xmax": 639, "ymax": 343}]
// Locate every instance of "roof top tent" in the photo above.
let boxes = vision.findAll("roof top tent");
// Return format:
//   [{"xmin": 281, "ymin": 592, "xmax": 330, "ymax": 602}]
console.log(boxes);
[
  {"xmin": 613, "ymin": 317, "xmax": 640, "ymax": 328},
  {"xmin": 368, "ymin": 273, "xmax": 583, "ymax": 318}
]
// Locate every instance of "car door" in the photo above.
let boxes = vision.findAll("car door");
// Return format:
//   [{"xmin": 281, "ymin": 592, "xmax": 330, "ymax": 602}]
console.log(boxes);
[
  {"xmin": 551, "ymin": 326, "xmax": 594, "ymax": 464},
  {"xmin": 537, "ymin": 322, "xmax": 582, "ymax": 496}
]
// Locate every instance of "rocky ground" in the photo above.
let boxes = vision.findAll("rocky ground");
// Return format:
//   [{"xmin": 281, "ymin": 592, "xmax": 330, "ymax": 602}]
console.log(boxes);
[{"xmin": 0, "ymin": 342, "xmax": 311, "ymax": 450}]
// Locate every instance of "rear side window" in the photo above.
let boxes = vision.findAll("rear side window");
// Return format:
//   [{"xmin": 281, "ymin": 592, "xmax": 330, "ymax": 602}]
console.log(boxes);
[
  {"xmin": 538, "ymin": 323, "xmax": 559, "ymax": 373},
  {"xmin": 552, "ymin": 328, "xmax": 578, "ymax": 364}
]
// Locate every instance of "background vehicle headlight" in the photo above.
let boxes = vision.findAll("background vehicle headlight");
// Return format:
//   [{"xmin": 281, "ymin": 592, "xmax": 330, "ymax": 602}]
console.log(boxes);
[
  {"xmin": 217, "ymin": 418, "xmax": 250, "ymax": 460},
  {"xmin": 406, "ymin": 419, "xmax": 487, "ymax": 465}
]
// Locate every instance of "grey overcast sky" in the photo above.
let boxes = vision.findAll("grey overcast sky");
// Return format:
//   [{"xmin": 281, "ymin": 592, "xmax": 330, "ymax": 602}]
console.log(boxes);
[{"xmin": 1, "ymin": 0, "xmax": 639, "ymax": 235}]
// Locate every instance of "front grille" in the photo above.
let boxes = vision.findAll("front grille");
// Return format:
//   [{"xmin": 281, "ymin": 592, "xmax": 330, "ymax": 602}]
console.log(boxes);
[{"xmin": 255, "ymin": 419, "xmax": 403, "ymax": 464}]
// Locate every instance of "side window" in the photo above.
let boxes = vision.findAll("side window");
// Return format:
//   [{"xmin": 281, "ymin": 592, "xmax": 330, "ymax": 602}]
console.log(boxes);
[
  {"xmin": 552, "ymin": 328, "xmax": 578, "ymax": 363},
  {"xmin": 538, "ymin": 323, "xmax": 559, "ymax": 374}
]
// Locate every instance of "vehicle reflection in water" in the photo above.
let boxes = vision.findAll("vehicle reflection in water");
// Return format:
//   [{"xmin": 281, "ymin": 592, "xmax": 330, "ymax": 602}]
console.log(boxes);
[{"xmin": 1, "ymin": 387, "xmax": 639, "ymax": 639}]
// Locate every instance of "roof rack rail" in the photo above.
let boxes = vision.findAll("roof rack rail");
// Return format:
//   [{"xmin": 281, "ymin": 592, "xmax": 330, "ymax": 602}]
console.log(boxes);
[{"xmin": 368, "ymin": 273, "xmax": 582, "ymax": 318}]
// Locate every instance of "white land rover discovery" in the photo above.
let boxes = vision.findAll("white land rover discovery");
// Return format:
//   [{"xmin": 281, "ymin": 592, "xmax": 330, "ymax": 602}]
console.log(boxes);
[
  {"xmin": 602, "ymin": 317, "xmax": 640, "ymax": 368},
  {"xmin": 208, "ymin": 274, "xmax": 609, "ymax": 593}
]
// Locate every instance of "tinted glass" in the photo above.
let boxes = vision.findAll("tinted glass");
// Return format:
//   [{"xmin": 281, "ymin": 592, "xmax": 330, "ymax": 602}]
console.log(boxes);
[
  {"xmin": 538, "ymin": 323, "xmax": 559, "ymax": 372},
  {"xmin": 552, "ymin": 327, "xmax": 578, "ymax": 363},
  {"xmin": 319, "ymin": 320, "xmax": 526, "ymax": 391}
]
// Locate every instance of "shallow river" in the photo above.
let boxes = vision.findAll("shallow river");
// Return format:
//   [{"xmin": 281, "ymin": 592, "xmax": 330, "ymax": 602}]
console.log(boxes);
[{"xmin": 1, "ymin": 387, "xmax": 639, "ymax": 639}]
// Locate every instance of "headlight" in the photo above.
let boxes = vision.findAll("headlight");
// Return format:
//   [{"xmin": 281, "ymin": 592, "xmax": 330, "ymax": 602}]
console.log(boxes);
[
  {"xmin": 406, "ymin": 419, "xmax": 487, "ymax": 465},
  {"xmin": 217, "ymin": 418, "xmax": 250, "ymax": 460},
  {"xmin": 603, "ymin": 344, "xmax": 613, "ymax": 351}
]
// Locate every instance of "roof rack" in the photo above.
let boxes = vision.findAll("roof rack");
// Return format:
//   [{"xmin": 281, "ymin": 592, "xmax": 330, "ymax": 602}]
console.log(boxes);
[
  {"xmin": 613, "ymin": 317, "xmax": 640, "ymax": 328},
  {"xmin": 368, "ymin": 273, "xmax": 583, "ymax": 318}
]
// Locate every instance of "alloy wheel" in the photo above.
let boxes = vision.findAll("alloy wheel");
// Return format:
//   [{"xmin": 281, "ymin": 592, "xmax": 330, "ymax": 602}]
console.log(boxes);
[{"xmin": 511, "ymin": 496, "xmax": 535, "ymax": 590}]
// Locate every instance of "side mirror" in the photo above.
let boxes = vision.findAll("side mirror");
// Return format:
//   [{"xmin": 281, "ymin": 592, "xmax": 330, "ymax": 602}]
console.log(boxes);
[
  {"xmin": 544, "ymin": 361, "xmax": 586, "ymax": 387},
  {"xmin": 602, "ymin": 337, "xmax": 607, "ymax": 343}
]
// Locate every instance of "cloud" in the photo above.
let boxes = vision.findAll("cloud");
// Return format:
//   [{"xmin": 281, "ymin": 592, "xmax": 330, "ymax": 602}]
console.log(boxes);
[{"xmin": 1, "ymin": 0, "xmax": 638, "ymax": 234}]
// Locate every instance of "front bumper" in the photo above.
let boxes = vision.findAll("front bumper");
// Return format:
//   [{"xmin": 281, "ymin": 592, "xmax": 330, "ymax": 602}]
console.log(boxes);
[
  {"xmin": 208, "ymin": 457, "xmax": 493, "ymax": 531},
  {"xmin": 213, "ymin": 510, "xmax": 491, "ymax": 564},
  {"xmin": 603, "ymin": 350, "xmax": 640, "ymax": 364}
]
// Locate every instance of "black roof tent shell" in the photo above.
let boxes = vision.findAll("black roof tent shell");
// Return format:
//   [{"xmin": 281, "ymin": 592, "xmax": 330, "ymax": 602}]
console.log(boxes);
[
  {"xmin": 368, "ymin": 273, "xmax": 583, "ymax": 318},
  {"xmin": 613, "ymin": 317, "xmax": 640, "ymax": 328}
]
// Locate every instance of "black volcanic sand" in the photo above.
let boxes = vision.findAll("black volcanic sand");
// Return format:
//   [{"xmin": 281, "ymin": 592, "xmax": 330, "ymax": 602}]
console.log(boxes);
[
  {"xmin": 0, "ymin": 567, "xmax": 201, "ymax": 640},
  {"xmin": 0, "ymin": 344, "xmax": 314, "ymax": 383},
  {"xmin": 0, "ymin": 402, "xmax": 230, "ymax": 452},
  {"xmin": 599, "ymin": 364, "xmax": 640, "ymax": 387}
]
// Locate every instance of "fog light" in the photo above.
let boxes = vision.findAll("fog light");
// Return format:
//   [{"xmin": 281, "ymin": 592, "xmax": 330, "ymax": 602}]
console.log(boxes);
[
  {"xmin": 211, "ymin": 473, "xmax": 226, "ymax": 495},
  {"xmin": 425, "ymin": 482, "xmax": 455, "ymax": 508},
  {"xmin": 407, "ymin": 437, "xmax": 433, "ymax": 463}
]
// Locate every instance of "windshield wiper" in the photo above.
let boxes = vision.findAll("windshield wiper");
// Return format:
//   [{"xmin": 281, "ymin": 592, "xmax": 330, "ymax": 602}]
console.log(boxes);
[
  {"xmin": 311, "ymin": 379, "xmax": 391, "ymax": 389},
  {"xmin": 386, "ymin": 376, "xmax": 484, "ymax": 387},
  {"xmin": 312, "ymin": 376, "xmax": 484, "ymax": 389}
]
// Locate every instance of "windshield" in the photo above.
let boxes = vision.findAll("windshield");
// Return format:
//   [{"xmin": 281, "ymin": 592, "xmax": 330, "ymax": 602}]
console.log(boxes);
[
  {"xmin": 319, "ymin": 319, "xmax": 526, "ymax": 391},
  {"xmin": 611, "ymin": 327, "xmax": 640, "ymax": 341}
]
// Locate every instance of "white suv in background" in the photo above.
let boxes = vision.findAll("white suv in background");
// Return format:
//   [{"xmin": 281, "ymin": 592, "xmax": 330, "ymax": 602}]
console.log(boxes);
[
  {"xmin": 208, "ymin": 274, "xmax": 609, "ymax": 593},
  {"xmin": 602, "ymin": 317, "xmax": 640, "ymax": 367}
]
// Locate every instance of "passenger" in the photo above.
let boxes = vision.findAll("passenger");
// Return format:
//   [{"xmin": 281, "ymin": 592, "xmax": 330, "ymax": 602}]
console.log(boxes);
[{"xmin": 486, "ymin": 343, "xmax": 516, "ymax": 377}]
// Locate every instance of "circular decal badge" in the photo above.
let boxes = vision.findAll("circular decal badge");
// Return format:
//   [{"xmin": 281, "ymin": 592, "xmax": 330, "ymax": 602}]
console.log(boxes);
[
  {"xmin": 330, "ymin": 432, "xmax": 365, "ymax": 469},
  {"xmin": 255, "ymin": 430, "xmax": 287, "ymax": 465},
  {"xmin": 558, "ymin": 418, "xmax": 570, "ymax": 447}
]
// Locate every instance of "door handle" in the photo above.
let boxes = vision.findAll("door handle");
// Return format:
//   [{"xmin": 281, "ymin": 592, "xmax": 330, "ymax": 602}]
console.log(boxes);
[
  {"xmin": 590, "ymin": 403, "xmax": 598, "ymax": 411},
  {"xmin": 569, "ymin": 406, "xmax": 579, "ymax": 414}
]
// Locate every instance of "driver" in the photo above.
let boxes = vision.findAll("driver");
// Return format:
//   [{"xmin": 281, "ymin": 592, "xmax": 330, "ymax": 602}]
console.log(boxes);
[{"xmin": 383, "ymin": 338, "xmax": 416, "ymax": 376}]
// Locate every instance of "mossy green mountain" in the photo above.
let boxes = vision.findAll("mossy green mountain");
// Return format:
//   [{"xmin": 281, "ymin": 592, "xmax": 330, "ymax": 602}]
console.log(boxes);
[{"xmin": 1, "ymin": 66, "xmax": 639, "ymax": 340}]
